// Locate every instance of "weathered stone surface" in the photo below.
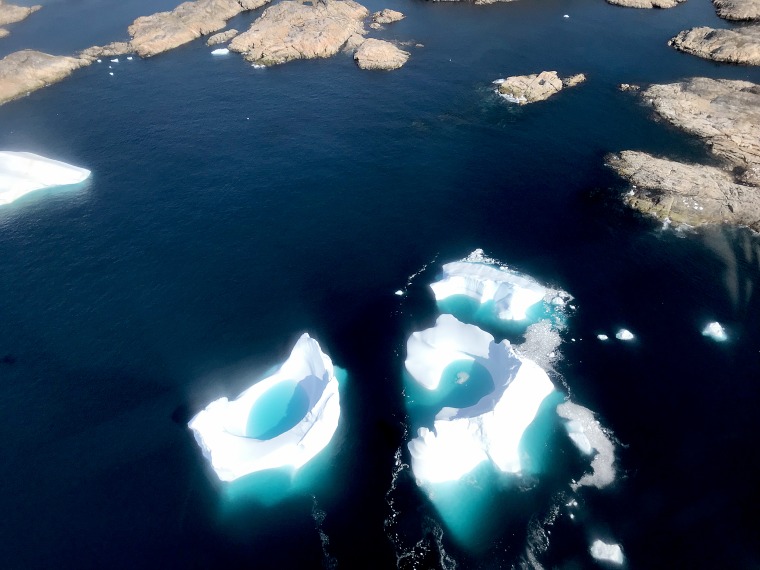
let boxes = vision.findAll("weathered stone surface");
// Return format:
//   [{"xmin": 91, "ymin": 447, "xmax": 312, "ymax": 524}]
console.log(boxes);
[
  {"xmin": 0, "ymin": 27, "xmax": 8, "ymax": 39},
  {"xmin": 495, "ymin": 70, "xmax": 585, "ymax": 104},
  {"xmin": 206, "ymin": 28, "xmax": 239, "ymax": 45},
  {"xmin": 607, "ymin": 151, "xmax": 760, "ymax": 230},
  {"xmin": 606, "ymin": 0, "xmax": 683, "ymax": 8},
  {"xmin": 354, "ymin": 38, "xmax": 409, "ymax": 70},
  {"xmin": 643, "ymin": 78, "xmax": 760, "ymax": 180},
  {"xmin": 0, "ymin": 50, "xmax": 90, "ymax": 106},
  {"xmin": 713, "ymin": 0, "xmax": 760, "ymax": 21},
  {"xmin": 669, "ymin": 25, "xmax": 760, "ymax": 65},
  {"xmin": 0, "ymin": 1, "xmax": 41, "ymax": 27},
  {"xmin": 77, "ymin": 42, "xmax": 134, "ymax": 62},
  {"xmin": 129, "ymin": 0, "xmax": 268, "ymax": 58},
  {"xmin": 229, "ymin": 0, "xmax": 368, "ymax": 65},
  {"xmin": 372, "ymin": 8, "xmax": 404, "ymax": 24}
]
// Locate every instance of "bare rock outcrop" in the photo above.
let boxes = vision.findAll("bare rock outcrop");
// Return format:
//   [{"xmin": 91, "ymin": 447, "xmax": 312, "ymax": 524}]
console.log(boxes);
[
  {"xmin": 77, "ymin": 42, "xmax": 134, "ymax": 62},
  {"xmin": 206, "ymin": 28, "xmax": 239, "ymax": 45},
  {"xmin": 606, "ymin": 0, "xmax": 683, "ymax": 8},
  {"xmin": 0, "ymin": 50, "xmax": 90, "ymax": 106},
  {"xmin": 370, "ymin": 8, "xmax": 404, "ymax": 28},
  {"xmin": 495, "ymin": 71, "xmax": 585, "ymax": 104},
  {"xmin": 643, "ymin": 78, "xmax": 760, "ymax": 182},
  {"xmin": 607, "ymin": 151, "xmax": 760, "ymax": 230},
  {"xmin": 129, "ymin": 0, "xmax": 268, "ymax": 58},
  {"xmin": 0, "ymin": 28, "xmax": 8, "ymax": 39},
  {"xmin": 669, "ymin": 25, "xmax": 760, "ymax": 65},
  {"xmin": 0, "ymin": 1, "xmax": 41, "ymax": 26},
  {"xmin": 229, "ymin": 0, "xmax": 368, "ymax": 65},
  {"xmin": 713, "ymin": 0, "xmax": 760, "ymax": 21},
  {"xmin": 354, "ymin": 38, "xmax": 409, "ymax": 70}
]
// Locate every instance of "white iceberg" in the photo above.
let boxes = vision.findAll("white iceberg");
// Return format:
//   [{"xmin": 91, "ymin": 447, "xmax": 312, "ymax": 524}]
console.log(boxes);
[
  {"xmin": 211, "ymin": 48, "xmax": 230, "ymax": 55},
  {"xmin": 406, "ymin": 315, "xmax": 555, "ymax": 484},
  {"xmin": 702, "ymin": 321, "xmax": 727, "ymax": 342},
  {"xmin": 597, "ymin": 334, "xmax": 609, "ymax": 341},
  {"xmin": 188, "ymin": 333, "xmax": 341, "ymax": 482},
  {"xmin": 590, "ymin": 539, "xmax": 624, "ymax": 564},
  {"xmin": 0, "ymin": 151, "xmax": 91, "ymax": 205},
  {"xmin": 615, "ymin": 329, "xmax": 634, "ymax": 341},
  {"xmin": 431, "ymin": 258, "xmax": 548, "ymax": 321}
]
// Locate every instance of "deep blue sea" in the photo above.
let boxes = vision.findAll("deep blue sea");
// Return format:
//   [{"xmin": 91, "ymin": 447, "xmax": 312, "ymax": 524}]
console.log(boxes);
[{"xmin": 1, "ymin": 0, "xmax": 760, "ymax": 568}]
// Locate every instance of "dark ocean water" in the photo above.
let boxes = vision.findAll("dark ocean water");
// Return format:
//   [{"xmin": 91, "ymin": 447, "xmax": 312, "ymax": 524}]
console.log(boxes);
[{"xmin": 1, "ymin": 0, "xmax": 760, "ymax": 568}]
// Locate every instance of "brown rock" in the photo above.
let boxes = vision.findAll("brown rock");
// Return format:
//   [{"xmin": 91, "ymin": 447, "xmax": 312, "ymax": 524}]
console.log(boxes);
[
  {"xmin": 354, "ymin": 38, "xmax": 409, "ymax": 70},
  {"xmin": 229, "ymin": 0, "xmax": 368, "ymax": 65},
  {"xmin": 0, "ymin": 50, "xmax": 90, "ymax": 106},
  {"xmin": 605, "ymin": 0, "xmax": 683, "ymax": 8},
  {"xmin": 372, "ymin": 8, "xmax": 404, "ymax": 24},
  {"xmin": 607, "ymin": 151, "xmax": 760, "ymax": 230},
  {"xmin": 129, "ymin": 0, "xmax": 268, "ymax": 58},
  {"xmin": 0, "ymin": 27, "xmax": 8, "ymax": 39},
  {"xmin": 669, "ymin": 25, "xmax": 760, "ymax": 65},
  {"xmin": 206, "ymin": 28, "xmax": 239, "ymax": 45},
  {"xmin": 713, "ymin": 0, "xmax": 760, "ymax": 21},
  {"xmin": 0, "ymin": 1, "xmax": 41, "ymax": 27},
  {"xmin": 77, "ymin": 42, "xmax": 134, "ymax": 62},
  {"xmin": 496, "ymin": 71, "xmax": 584, "ymax": 104}
]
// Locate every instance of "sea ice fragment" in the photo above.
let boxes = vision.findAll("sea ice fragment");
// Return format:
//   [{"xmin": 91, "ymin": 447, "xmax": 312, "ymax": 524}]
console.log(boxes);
[
  {"xmin": 557, "ymin": 401, "xmax": 616, "ymax": 489},
  {"xmin": 615, "ymin": 329, "xmax": 634, "ymax": 341},
  {"xmin": 188, "ymin": 333, "xmax": 340, "ymax": 482},
  {"xmin": 590, "ymin": 539, "xmax": 624, "ymax": 564},
  {"xmin": 702, "ymin": 321, "xmax": 727, "ymax": 342},
  {"xmin": 211, "ymin": 48, "xmax": 229, "ymax": 55},
  {"xmin": 0, "ymin": 151, "xmax": 90, "ymax": 205},
  {"xmin": 597, "ymin": 334, "xmax": 609, "ymax": 341}
]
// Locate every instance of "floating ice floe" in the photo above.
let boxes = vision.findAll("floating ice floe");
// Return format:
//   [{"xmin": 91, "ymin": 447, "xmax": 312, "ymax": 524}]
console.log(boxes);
[
  {"xmin": 563, "ymin": 14, "xmax": 570, "ymax": 18},
  {"xmin": 430, "ymin": 249, "xmax": 553, "ymax": 321},
  {"xmin": 406, "ymin": 315, "xmax": 555, "ymax": 484},
  {"xmin": 188, "ymin": 333, "xmax": 341, "ymax": 482},
  {"xmin": 615, "ymin": 329, "xmax": 634, "ymax": 341},
  {"xmin": 211, "ymin": 48, "xmax": 230, "ymax": 55},
  {"xmin": 557, "ymin": 401, "xmax": 616, "ymax": 490},
  {"xmin": 110, "ymin": 58, "xmax": 119, "ymax": 63},
  {"xmin": 597, "ymin": 334, "xmax": 609, "ymax": 341},
  {"xmin": 127, "ymin": 56, "xmax": 133, "ymax": 60},
  {"xmin": 590, "ymin": 539, "xmax": 624, "ymax": 565},
  {"xmin": 0, "ymin": 151, "xmax": 91, "ymax": 205},
  {"xmin": 251, "ymin": 63, "xmax": 266, "ymax": 69},
  {"xmin": 394, "ymin": 290, "xmax": 404, "ymax": 296},
  {"xmin": 109, "ymin": 72, "xmax": 114, "ymax": 76},
  {"xmin": 702, "ymin": 321, "xmax": 727, "ymax": 342}
]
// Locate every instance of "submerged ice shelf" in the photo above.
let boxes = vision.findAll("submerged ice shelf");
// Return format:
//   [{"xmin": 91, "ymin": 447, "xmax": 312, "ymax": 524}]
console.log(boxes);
[
  {"xmin": 0, "ymin": 151, "xmax": 91, "ymax": 205},
  {"xmin": 405, "ymin": 315, "xmax": 555, "ymax": 484},
  {"xmin": 188, "ymin": 334, "xmax": 340, "ymax": 482}
]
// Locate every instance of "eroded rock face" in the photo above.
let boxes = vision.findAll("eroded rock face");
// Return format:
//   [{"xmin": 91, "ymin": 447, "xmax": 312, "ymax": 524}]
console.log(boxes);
[
  {"xmin": 354, "ymin": 38, "xmax": 409, "ymax": 70},
  {"xmin": 606, "ymin": 0, "xmax": 683, "ymax": 8},
  {"xmin": 206, "ymin": 28, "xmax": 239, "ymax": 45},
  {"xmin": 670, "ymin": 25, "xmax": 760, "ymax": 65},
  {"xmin": 0, "ymin": 1, "xmax": 41, "ymax": 27},
  {"xmin": 129, "ymin": 0, "xmax": 268, "ymax": 58},
  {"xmin": 0, "ymin": 28, "xmax": 8, "ymax": 39},
  {"xmin": 713, "ymin": 0, "xmax": 760, "ymax": 21},
  {"xmin": 229, "ymin": 0, "xmax": 368, "ymax": 65},
  {"xmin": 496, "ymin": 71, "xmax": 585, "ymax": 104},
  {"xmin": 372, "ymin": 8, "xmax": 404, "ymax": 24},
  {"xmin": 0, "ymin": 50, "xmax": 89, "ymax": 106},
  {"xmin": 607, "ymin": 151, "xmax": 760, "ymax": 230},
  {"xmin": 643, "ymin": 78, "xmax": 760, "ymax": 182}
]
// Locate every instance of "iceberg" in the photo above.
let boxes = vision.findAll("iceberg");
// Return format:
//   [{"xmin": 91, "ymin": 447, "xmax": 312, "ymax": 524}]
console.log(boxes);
[
  {"xmin": 590, "ymin": 539, "xmax": 624, "ymax": 564},
  {"xmin": 0, "ymin": 151, "xmax": 91, "ymax": 205},
  {"xmin": 431, "ymin": 258, "xmax": 548, "ymax": 321},
  {"xmin": 702, "ymin": 321, "xmax": 727, "ymax": 342},
  {"xmin": 615, "ymin": 329, "xmax": 634, "ymax": 341},
  {"xmin": 188, "ymin": 333, "xmax": 341, "ymax": 482},
  {"xmin": 557, "ymin": 401, "xmax": 616, "ymax": 490},
  {"xmin": 406, "ymin": 315, "xmax": 555, "ymax": 484},
  {"xmin": 211, "ymin": 48, "xmax": 230, "ymax": 55}
]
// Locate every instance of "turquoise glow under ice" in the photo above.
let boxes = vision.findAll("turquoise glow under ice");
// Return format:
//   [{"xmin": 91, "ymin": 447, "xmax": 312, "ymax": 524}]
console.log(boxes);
[{"xmin": 246, "ymin": 380, "xmax": 310, "ymax": 440}]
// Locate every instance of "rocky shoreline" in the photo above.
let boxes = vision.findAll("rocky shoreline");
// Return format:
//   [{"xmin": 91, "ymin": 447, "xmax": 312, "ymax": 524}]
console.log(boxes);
[
  {"xmin": 495, "ymin": 71, "xmax": 586, "ymax": 105},
  {"xmin": 669, "ymin": 25, "xmax": 760, "ymax": 65},
  {"xmin": 0, "ymin": 0, "xmax": 41, "ymax": 38}
]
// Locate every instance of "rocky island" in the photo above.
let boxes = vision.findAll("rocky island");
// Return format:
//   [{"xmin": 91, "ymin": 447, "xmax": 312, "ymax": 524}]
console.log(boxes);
[
  {"xmin": 0, "ymin": 50, "xmax": 90, "ymax": 106},
  {"xmin": 609, "ymin": 77, "xmax": 760, "ymax": 229},
  {"xmin": 495, "ymin": 71, "xmax": 586, "ymax": 105},
  {"xmin": 354, "ymin": 38, "xmax": 409, "ymax": 70},
  {"xmin": 606, "ymin": 0, "xmax": 683, "ymax": 9},
  {"xmin": 669, "ymin": 25, "xmax": 760, "ymax": 65},
  {"xmin": 229, "ymin": 0, "xmax": 368, "ymax": 65},
  {"xmin": 713, "ymin": 0, "xmax": 760, "ymax": 20},
  {"xmin": 0, "ymin": 0, "xmax": 41, "ymax": 38}
]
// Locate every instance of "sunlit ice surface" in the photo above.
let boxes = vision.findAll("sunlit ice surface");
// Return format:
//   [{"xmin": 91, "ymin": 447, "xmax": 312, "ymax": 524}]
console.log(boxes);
[
  {"xmin": 188, "ymin": 333, "xmax": 341, "ymax": 483},
  {"xmin": 0, "ymin": 151, "xmax": 91, "ymax": 205}
]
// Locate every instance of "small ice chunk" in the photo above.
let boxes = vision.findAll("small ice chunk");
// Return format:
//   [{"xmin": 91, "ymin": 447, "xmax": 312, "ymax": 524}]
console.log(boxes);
[
  {"xmin": 110, "ymin": 58, "xmax": 119, "ymax": 63},
  {"xmin": 702, "ymin": 321, "xmax": 727, "ymax": 342},
  {"xmin": 188, "ymin": 333, "xmax": 341, "ymax": 482},
  {"xmin": 563, "ymin": 14, "xmax": 570, "ymax": 17},
  {"xmin": 211, "ymin": 48, "xmax": 230, "ymax": 55},
  {"xmin": 0, "ymin": 151, "xmax": 91, "ymax": 205},
  {"xmin": 109, "ymin": 72, "xmax": 114, "ymax": 76},
  {"xmin": 615, "ymin": 329, "xmax": 634, "ymax": 341},
  {"xmin": 127, "ymin": 56, "xmax": 133, "ymax": 60},
  {"xmin": 597, "ymin": 334, "xmax": 609, "ymax": 341},
  {"xmin": 590, "ymin": 540, "xmax": 624, "ymax": 565},
  {"xmin": 251, "ymin": 63, "xmax": 266, "ymax": 69},
  {"xmin": 97, "ymin": 59, "xmax": 102, "ymax": 63},
  {"xmin": 394, "ymin": 290, "xmax": 404, "ymax": 296}
]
